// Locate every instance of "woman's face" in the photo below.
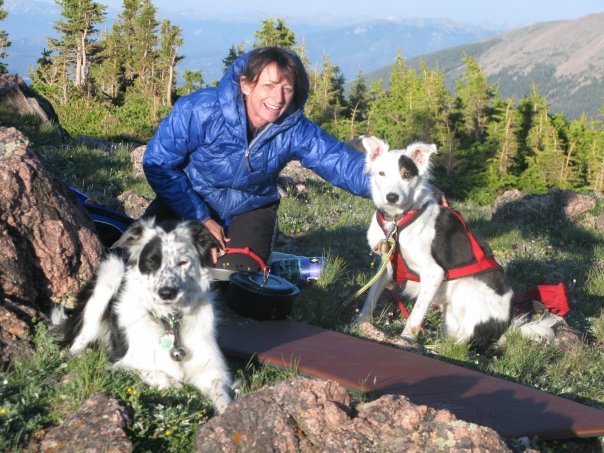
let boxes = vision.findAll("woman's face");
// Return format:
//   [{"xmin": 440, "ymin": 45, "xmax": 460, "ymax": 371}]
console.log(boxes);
[{"xmin": 240, "ymin": 62, "xmax": 295, "ymax": 129}]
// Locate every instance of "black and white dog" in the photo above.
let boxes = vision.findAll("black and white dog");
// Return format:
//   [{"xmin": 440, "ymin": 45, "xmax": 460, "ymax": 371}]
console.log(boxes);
[
  {"xmin": 356, "ymin": 136, "xmax": 558, "ymax": 349},
  {"xmin": 52, "ymin": 217, "xmax": 232, "ymax": 413}
]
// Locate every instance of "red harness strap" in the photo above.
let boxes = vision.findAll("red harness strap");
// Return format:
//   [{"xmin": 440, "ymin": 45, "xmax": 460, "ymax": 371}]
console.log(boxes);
[{"xmin": 376, "ymin": 206, "xmax": 501, "ymax": 286}]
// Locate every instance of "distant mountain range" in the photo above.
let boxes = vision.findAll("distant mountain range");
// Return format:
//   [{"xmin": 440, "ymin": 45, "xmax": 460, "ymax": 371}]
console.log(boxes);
[
  {"xmin": 2, "ymin": 0, "xmax": 501, "ymax": 83},
  {"xmin": 4, "ymin": 1, "xmax": 602, "ymax": 119},
  {"xmin": 366, "ymin": 13, "xmax": 604, "ymax": 119}
]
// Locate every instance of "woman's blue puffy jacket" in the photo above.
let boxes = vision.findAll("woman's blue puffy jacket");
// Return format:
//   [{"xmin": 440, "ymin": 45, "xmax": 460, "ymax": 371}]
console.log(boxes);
[{"xmin": 143, "ymin": 51, "xmax": 371, "ymax": 225}]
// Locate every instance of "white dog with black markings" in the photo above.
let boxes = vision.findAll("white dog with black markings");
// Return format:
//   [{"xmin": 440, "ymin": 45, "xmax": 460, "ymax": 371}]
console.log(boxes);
[
  {"xmin": 356, "ymin": 136, "xmax": 558, "ymax": 349},
  {"xmin": 52, "ymin": 217, "xmax": 232, "ymax": 413}
]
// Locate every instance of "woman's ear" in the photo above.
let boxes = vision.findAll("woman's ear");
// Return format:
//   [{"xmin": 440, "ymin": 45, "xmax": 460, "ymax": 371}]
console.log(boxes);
[{"xmin": 240, "ymin": 76, "xmax": 250, "ymax": 96}]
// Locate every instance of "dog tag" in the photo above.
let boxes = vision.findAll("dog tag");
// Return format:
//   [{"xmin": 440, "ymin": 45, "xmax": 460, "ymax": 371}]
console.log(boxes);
[{"xmin": 160, "ymin": 332, "xmax": 175, "ymax": 350}]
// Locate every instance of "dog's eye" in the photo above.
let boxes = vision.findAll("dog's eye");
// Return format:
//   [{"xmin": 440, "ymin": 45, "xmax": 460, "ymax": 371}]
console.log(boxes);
[
  {"xmin": 379, "ymin": 171, "xmax": 386, "ymax": 177},
  {"xmin": 400, "ymin": 170, "xmax": 412, "ymax": 180},
  {"xmin": 177, "ymin": 259, "xmax": 189, "ymax": 267}
]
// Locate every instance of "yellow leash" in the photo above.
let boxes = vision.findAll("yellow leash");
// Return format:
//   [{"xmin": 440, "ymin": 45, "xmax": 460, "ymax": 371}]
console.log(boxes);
[{"xmin": 342, "ymin": 224, "xmax": 398, "ymax": 307}]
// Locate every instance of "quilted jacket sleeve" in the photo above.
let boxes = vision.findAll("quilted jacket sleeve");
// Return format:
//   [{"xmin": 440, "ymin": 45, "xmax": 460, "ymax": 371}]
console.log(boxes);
[
  {"xmin": 292, "ymin": 118, "xmax": 372, "ymax": 199},
  {"xmin": 143, "ymin": 96, "xmax": 211, "ymax": 221}
]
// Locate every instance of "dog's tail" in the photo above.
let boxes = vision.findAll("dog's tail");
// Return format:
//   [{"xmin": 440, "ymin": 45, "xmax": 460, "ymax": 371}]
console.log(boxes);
[
  {"xmin": 51, "ymin": 254, "xmax": 126, "ymax": 354},
  {"xmin": 506, "ymin": 312, "xmax": 561, "ymax": 343}
]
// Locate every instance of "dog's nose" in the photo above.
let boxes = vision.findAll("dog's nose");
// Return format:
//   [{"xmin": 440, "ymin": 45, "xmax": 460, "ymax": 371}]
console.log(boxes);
[
  {"xmin": 158, "ymin": 286, "xmax": 178, "ymax": 300},
  {"xmin": 386, "ymin": 193, "xmax": 399, "ymax": 203}
]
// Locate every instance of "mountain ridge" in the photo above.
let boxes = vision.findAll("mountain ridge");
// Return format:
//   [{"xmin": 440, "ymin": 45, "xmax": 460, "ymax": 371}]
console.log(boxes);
[
  {"xmin": 4, "ymin": 2, "xmax": 601, "ymax": 118},
  {"xmin": 366, "ymin": 13, "xmax": 604, "ymax": 119}
]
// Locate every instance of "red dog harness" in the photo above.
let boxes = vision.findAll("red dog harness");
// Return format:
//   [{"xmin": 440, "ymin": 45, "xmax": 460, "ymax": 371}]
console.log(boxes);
[{"xmin": 376, "ymin": 205, "xmax": 501, "ymax": 286}]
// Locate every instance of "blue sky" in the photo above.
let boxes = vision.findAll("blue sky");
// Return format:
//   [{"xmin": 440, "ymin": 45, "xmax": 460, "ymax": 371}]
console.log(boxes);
[{"xmin": 100, "ymin": 0, "xmax": 604, "ymax": 28}]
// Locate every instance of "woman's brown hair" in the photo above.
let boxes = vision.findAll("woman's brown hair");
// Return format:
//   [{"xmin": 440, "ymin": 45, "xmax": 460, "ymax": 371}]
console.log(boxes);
[{"xmin": 240, "ymin": 47, "xmax": 309, "ymax": 108}]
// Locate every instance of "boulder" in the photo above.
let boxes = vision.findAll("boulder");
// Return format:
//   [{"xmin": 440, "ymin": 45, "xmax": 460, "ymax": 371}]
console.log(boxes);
[
  {"xmin": 0, "ymin": 73, "xmax": 68, "ymax": 141},
  {"xmin": 195, "ymin": 377, "xmax": 511, "ymax": 452},
  {"xmin": 116, "ymin": 190, "xmax": 149, "ymax": 220},
  {"xmin": 0, "ymin": 127, "xmax": 104, "ymax": 306},
  {"xmin": 492, "ymin": 189, "xmax": 597, "ymax": 225},
  {"xmin": 35, "ymin": 394, "xmax": 132, "ymax": 452},
  {"xmin": 0, "ymin": 300, "xmax": 37, "ymax": 367},
  {"xmin": 277, "ymin": 159, "xmax": 319, "ymax": 197}
]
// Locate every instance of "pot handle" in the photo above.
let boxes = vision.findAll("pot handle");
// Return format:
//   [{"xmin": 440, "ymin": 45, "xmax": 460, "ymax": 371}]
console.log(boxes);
[{"xmin": 223, "ymin": 247, "xmax": 271, "ymax": 284}]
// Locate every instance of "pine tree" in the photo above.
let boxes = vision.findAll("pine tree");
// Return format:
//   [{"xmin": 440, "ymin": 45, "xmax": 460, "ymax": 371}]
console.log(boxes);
[
  {"xmin": 305, "ymin": 54, "xmax": 346, "ymax": 129},
  {"xmin": 93, "ymin": 23, "xmax": 124, "ymax": 100},
  {"xmin": 132, "ymin": 0, "xmax": 159, "ymax": 92},
  {"xmin": 30, "ymin": 49, "xmax": 63, "ymax": 102},
  {"xmin": 586, "ymin": 122, "xmax": 604, "ymax": 192},
  {"xmin": 565, "ymin": 114, "xmax": 604, "ymax": 190},
  {"xmin": 253, "ymin": 18, "xmax": 296, "ymax": 48},
  {"xmin": 0, "ymin": 0, "xmax": 11, "ymax": 74},
  {"xmin": 158, "ymin": 19, "xmax": 183, "ymax": 106},
  {"xmin": 177, "ymin": 69, "xmax": 204, "ymax": 96},
  {"xmin": 456, "ymin": 56, "xmax": 494, "ymax": 143},
  {"xmin": 222, "ymin": 43, "xmax": 245, "ymax": 74},
  {"xmin": 347, "ymin": 71, "xmax": 369, "ymax": 122},
  {"xmin": 366, "ymin": 52, "xmax": 413, "ymax": 147},
  {"xmin": 50, "ymin": 0, "xmax": 106, "ymax": 89},
  {"xmin": 115, "ymin": 0, "xmax": 138, "ymax": 83},
  {"xmin": 114, "ymin": 0, "xmax": 158, "ymax": 93},
  {"xmin": 520, "ymin": 86, "xmax": 567, "ymax": 190},
  {"xmin": 335, "ymin": 71, "xmax": 371, "ymax": 138},
  {"xmin": 426, "ymin": 65, "xmax": 458, "ymax": 180},
  {"xmin": 366, "ymin": 53, "xmax": 451, "ymax": 149},
  {"xmin": 468, "ymin": 97, "xmax": 521, "ymax": 198},
  {"xmin": 487, "ymin": 98, "xmax": 520, "ymax": 176}
]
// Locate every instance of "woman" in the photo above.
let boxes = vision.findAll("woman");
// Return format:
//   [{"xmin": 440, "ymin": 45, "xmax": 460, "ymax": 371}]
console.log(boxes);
[{"xmin": 143, "ymin": 47, "xmax": 371, "ymax": 271}]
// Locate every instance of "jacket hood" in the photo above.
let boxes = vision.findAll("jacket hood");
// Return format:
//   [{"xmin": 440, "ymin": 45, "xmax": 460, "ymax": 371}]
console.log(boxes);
[{"xmin": 217, "ymin": 50, "xmax": 308, "ymax": 130}]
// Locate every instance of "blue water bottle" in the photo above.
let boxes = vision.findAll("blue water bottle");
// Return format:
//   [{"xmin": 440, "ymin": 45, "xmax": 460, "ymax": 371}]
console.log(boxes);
[{"xmin": 270, "ymin": 256, "xmax": 326, "ymax": 287}]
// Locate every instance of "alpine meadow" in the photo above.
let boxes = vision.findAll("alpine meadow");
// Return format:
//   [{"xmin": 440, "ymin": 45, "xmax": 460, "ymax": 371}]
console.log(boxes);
[{"xmin": 0, "ymin": 1, "xmax": 604, "ymax": 452}]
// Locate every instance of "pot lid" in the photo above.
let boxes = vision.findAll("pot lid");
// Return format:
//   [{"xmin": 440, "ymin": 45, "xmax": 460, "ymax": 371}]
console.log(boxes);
[{"xmin": 230, "ymin": 271, "xmax": 298, "ymax": 295}]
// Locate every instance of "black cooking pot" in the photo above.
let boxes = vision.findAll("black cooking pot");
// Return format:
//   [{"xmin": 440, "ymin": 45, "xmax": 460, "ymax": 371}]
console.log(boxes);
[{"xmin": 228, "ymin": 271, "xmax": 300, "ymax": 320}]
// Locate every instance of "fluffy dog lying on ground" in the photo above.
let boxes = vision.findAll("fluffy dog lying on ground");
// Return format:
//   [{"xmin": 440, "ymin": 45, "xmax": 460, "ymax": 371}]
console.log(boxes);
[
  {"xmin": 356, "ymin": 136, "xmax": 558, "ymax": 349},
  {"xmin": 52, "ymin": 217, "xmax": 232, "ymax": 413}
]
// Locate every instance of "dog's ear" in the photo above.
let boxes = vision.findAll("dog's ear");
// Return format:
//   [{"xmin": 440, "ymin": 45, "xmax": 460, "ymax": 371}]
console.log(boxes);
[
  {"xmin": 361, "ymin": 135, "xmax": 389, "ymax": 164},
  {"xmin": 111, "ymin": 218, "xmax": 151, "ymax": 251},
  {"xmin": 186, "ymin": 220, "xmax": 220, "ymax": 267},
  {"xmin": 407, "ymin": 142, "xmax": 437, "ymax": 174}
]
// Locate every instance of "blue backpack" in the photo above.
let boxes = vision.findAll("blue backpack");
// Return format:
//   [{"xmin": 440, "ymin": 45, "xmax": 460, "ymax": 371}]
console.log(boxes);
[{"xmin": 70, "ymin": 186, "xmax": 134, "ymax": 248}]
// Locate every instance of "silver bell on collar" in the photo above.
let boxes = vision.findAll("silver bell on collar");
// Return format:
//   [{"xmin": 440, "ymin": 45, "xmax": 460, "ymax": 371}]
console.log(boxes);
[{"xmin": 170, "ymin": 347, "xmax": 186, "ymax": 362}]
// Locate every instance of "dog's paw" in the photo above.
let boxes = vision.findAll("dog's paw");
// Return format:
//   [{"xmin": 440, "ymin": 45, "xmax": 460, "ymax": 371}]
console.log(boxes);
[
  {"xmin": 139, "ymin": 370, "xmax": 178, "ymax": 389},
  {"xmin": 352, "ymin": 312, "xmax": 370, "ymax": 325},
  {"xmin": 69, "ymin": 337, "xmax": 91, "ymax": 356},
  {"xmin": 213, "ymin": 394, "xmax": 231, "ymax": 415},
  {"xmin": 401, "ymin": 324, "xmax": 421, "ymax": 338}
]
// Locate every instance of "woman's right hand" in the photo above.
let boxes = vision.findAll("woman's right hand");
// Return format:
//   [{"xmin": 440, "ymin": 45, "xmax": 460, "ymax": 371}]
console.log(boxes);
[{"xmin": 203, "ymin": 218, "xmax": 230, "ymax": 263}]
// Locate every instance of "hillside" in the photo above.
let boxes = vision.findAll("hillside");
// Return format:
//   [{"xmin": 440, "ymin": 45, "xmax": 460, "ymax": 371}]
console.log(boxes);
[{"xmin": 366, "ymin": 13, "xmax": 604, "ymax": 119}]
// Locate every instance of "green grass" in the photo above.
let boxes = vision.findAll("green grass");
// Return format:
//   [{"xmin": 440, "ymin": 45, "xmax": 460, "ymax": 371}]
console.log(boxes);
[
  {"xmin": 38, "ymin": 143, "xmax": 153, "ymax": 211},
  {"xmin": 0, "ymin": 105, "xmax": 65, "ymax": 147},
  {"xmin": 0, "ymin": 322, "xmax": 222, "ymax": 452},
  {"xmin": 0, "ymin": 322, "xmax": 64, "ymax": 451},
  {"xmin": 2, "ymin": 126, "xmax": 604, "ymax": 450}
]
